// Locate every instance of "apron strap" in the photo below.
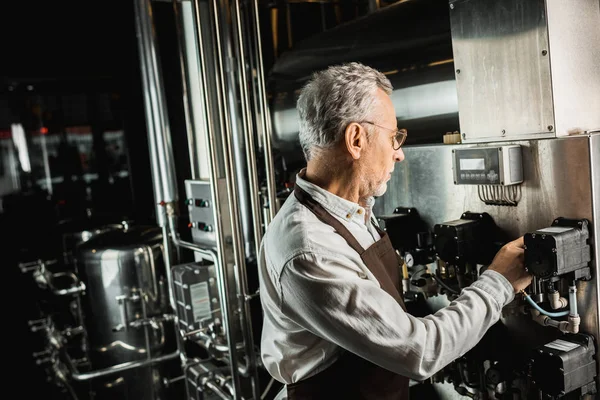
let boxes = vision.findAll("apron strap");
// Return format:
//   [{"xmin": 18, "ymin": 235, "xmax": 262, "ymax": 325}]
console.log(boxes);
[{"xmin": 294, "ymin": 185, "xmax": 366, "ymax": 255}]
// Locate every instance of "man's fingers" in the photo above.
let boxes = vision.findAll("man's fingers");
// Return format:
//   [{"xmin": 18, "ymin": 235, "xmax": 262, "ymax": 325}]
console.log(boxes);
[{"xmin": 511, "ymin": 236, "xmax": 525, "ymax": 248}]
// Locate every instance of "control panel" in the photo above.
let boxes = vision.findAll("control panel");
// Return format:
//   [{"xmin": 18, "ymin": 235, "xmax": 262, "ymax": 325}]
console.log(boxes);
[
  {"xmin": 452, "ymin": 145, "xmax": 523, "ymax": 186},
  {"xmin": 185, "ymin": 180, "xmax": 217, "ymax": 248}
]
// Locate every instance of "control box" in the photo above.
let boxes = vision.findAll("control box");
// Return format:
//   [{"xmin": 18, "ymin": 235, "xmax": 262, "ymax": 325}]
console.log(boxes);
[
  {"xmin": 172, "ymin": 261, "xmax": 220, "ymax": 333},
  {"xmin": 530, "ymin": 333, "xmax": 597, "ymax": 398},
  {"xmin": 433, "ymin": 211, "xmax": 498, "ymax": 265},
  {"xmin": 524, "ymin": 218, "xmax": 591, "ymax": 280},
  {"xmin": 452, "ymin": 145, "xmax": 523, "ymax": 186},
  {"xmin": 185, "ymin": 180, "xmax": 217, "ymax": 248}
]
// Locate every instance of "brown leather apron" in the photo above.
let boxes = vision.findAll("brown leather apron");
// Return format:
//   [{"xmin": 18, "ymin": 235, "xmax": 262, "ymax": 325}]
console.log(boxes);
[{"xmin": 287, "ymin": 185, "xmax": 410, "ymax": 400}]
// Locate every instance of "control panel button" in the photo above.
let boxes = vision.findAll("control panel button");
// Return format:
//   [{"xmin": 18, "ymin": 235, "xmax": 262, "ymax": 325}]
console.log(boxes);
[{"xmin": 195, "ymin": 199, "xmax": 210, "ymax": 208}]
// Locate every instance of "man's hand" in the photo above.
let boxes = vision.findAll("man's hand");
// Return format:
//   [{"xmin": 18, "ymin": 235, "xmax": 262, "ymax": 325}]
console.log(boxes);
[{"xmin": 487, "ymin": 236, "xmax": 532, "ymax": 293}]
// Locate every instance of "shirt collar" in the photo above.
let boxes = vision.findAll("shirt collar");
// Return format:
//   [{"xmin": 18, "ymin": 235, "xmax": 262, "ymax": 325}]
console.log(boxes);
[{"xmin": 295, "ymin": 168, "xmax": 375, "ymax": 225}]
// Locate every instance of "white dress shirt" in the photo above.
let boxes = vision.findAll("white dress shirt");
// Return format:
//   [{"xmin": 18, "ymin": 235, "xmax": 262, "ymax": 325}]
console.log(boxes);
[{"xmin": 258, "ymin": 170, "xmax": 515, "ymax": 397}]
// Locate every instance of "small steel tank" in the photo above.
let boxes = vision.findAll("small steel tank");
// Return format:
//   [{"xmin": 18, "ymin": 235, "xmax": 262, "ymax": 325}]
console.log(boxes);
[
  {"xmin": 58, "ymin": 218, "xmax": 125, "ymax": 270},
  {"xmin": 75, "ymin": 225, "xmax": 170, "ymax": 370},
  {"xmin": 72, "ymin": 224, "xmax": 178, "ymax": 400}
]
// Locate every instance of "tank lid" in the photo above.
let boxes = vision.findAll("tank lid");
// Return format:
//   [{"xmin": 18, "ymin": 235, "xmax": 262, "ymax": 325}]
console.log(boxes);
[
  {"xmin": 57, "ymin": 216, "xmax": 127, "ymax": 235},
  {"xmin": 77, "ymin": 225, "xmax": 162, "ymax": 252}
]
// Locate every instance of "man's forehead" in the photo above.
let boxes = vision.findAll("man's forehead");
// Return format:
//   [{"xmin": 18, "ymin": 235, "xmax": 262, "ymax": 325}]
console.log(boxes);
[{"xmin": 373, "ymin": 89, "xmax": 396, "ymax": 121}]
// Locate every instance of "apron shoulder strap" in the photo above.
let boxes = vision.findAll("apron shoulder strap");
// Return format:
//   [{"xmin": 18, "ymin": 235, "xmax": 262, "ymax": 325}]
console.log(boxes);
[{"xmin": 294, "ymin": 185, "xmax": 365, "ymax": 254}]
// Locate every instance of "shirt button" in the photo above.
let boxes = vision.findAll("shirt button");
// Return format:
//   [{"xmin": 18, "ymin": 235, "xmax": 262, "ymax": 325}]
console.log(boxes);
[
  {"xmin": 357, "ymin": 209, "xmax": 363, "ymax": 215},
  {"xmin": 358, "ymin": 271, "xmax": 367, "ymax": 279},
  {"xmin": 346, "ymin": 213, "xmax": 351, "ymax": 219}
]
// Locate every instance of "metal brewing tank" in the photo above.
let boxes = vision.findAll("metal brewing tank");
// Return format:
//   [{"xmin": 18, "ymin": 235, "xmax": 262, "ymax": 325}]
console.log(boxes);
[
  {"xmin": 267, "ymin": 0, "xmax": 458, "ymax": 165},
  {"xmin": 58, "ymin": 218, "xmax": 125, "ymax": 270},
  {"xmin": 73, "ymin": 225, "xmax": 175, "ymax": 400}
]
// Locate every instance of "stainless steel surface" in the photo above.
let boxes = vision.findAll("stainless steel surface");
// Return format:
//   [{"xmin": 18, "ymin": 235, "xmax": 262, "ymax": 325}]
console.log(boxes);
[
  {"xmin": 232, "ymin": 0, "xmax": 263, "ymax": 260},
  {"xmin": 75, "ymin": 226, "xmax": 170, "ymax": 369},
  {"xmin": 208, "ymin": 5, "xmax": 242, "ymax": 392},
  {"xmin": 253, "ymin": 0, "xmax": 278, "ymax": 223},
  {"xmin": 449, "ymin": 0, "xmax": 555, "ymax": 142},
  {"xmin": 374, "ymin": 136, "xmax": 599, "ymax": 372},
  {"xmin": 377, "ymin": 138, "xmax": 593, "ymax": 238},
  {"xmin": 267, "ymin": 0, "xmax": 458, "ymax": 151},
  {"xmin": 230, "ymin": 2, "xmax": 262, "ymax": 395},
  {"xmin": 545, "ymin": 0, "xmax": 600, "ymax": 137},
  {"xmin": 135, "ymin": 0, "xmax": 165, "ymax": 226},
  {"xmin": 212, "ymin": 0, "xmax": 256, "ymax": 394},
  {"xmin": 181, "ymin": 0, "xmax": 211, "ymax": 180},
  {"xmin": 172, "ymin": 0, "xmax": 198, "ymax": 180},
  {"xmin": 71, "ymin": 350, "xmax": 179, "ymax": 381},
  {"xmin": 134, "ymin": 0, "xmax": 178, "ymax": 216},
  {"xmin": 59, "ymin": 221, "xmax": 123, "ymax": 268},
  {"xmin": 590, "ymin": 133, "xmax": 600, "ymax": 342}
]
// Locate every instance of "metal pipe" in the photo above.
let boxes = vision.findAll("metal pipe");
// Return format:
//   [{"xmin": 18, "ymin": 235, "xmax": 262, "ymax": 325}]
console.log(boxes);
[
  {"xmin": 134, "ymin": 0, "xmax": 179, "ymax": 208},
  {"xmin": 230, "ymin": 3, "xmax": 264, "ymax": 396},
  {"xmin": 172, "ymin": 0, "xmax": 199, "ymax": 180},
  {"xmin": 251, "ymin": 0, "xmax": 278, "ymax": 223},
  {"xmin": 134, "ymin": 0, "xmax": 166, "ymax": 225},
  {"xmin": 232, "ymin": 0, "xmax": 264, "ymax": 261},
  {"xmin": 70, "ymin": 350, "xmax": 180, "ymax": 381},
  {"xmin": 213, "ymin": 1, "xmax": 262, "ymax": 397},
  {"xmin": 161, "ymin": 209, "xmax": 177, "ymax": 311},
  {"xmin": 205, "ymin": 379, "xmax": 233, "ymax": 400}
]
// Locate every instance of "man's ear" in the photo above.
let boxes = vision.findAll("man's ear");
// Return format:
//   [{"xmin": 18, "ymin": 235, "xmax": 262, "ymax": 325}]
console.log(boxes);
[{"xmin": 345, "ymin": 122, "xmax": 366, "ymax": 160}]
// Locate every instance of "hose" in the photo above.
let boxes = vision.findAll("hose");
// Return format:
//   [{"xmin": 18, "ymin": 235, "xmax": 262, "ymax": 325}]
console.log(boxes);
[
  {"xmin": 431, "ymin": 273, "xmax": 460, "ymax": 295},
  {"xmin": 521, "ymin": 290, "xmax": 569, "ymax": 317}
]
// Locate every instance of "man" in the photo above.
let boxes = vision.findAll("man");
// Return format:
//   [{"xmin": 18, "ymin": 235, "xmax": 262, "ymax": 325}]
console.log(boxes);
[{"xmin": 258, "ymin": 62, "xmax": 531, "ymax": 400}]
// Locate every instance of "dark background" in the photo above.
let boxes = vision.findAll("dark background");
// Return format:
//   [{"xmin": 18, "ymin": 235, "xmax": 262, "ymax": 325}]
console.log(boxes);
[{"xmin": 0, "ymin": 1, "xmax": 385, "ymax": 397}]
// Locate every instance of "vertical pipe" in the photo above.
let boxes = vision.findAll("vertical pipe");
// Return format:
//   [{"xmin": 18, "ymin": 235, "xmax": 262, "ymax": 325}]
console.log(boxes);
[
  {"xmin": 252, "ymin": 0, "xmax": 278, "ymax": 224},
  {"xmin": 134, "ymin": 0, "xmax": 179, "ymax": 208},
  {"xmin": 172, "ymin": 0, "xmax": 199, "ymax": 180},
  {"xmin": 133, "ymin": 0, "xmax": 165, "ymax": 226},
  {"xmin": 231, "ymin": 0, "xmax": 264, "ymax": 261},
  {"xmin": 230, "ymin": 3, "xmax": 263, "ymax": 397},
  {"xmin": 133, "ymin": 0, "xmax": 179, "ymax": 324},
  {"xmin": 212, "ymin": 0, "xmax": 254, "ymax": 393},
  {"xmin": 191, "ymin": 0, "xmax": 242, "ymax": 396}
]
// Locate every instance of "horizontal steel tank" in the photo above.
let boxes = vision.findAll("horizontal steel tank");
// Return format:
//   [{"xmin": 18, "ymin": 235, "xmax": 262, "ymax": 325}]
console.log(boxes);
[{"xmin": 267, "ymin": 0, "xmax": 458, "ymax": 162}]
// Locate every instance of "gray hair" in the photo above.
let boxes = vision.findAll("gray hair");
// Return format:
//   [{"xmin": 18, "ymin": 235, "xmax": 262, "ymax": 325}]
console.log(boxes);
[{"xmin": 297, "ymin": 62, "xmax": 393, "ymax": 160}]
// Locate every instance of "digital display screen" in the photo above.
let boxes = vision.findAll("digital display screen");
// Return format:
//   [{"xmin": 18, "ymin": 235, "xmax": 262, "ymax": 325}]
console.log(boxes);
[{"xmin": 460, "ymin": 158, "xmax": 485, "ymax": 170}]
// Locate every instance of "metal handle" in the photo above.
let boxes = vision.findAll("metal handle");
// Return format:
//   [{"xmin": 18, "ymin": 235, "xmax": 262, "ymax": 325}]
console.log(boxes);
[
  {"xmin": 115, "ymin": 295, "xmax": 130, "ymax": 332},
  {"xmin": 49, "ymin": 272, "xmax": 86, "ymax": 296}
]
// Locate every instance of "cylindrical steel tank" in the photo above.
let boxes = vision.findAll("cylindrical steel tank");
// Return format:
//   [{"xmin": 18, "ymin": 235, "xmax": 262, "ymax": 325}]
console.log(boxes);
[
  {"xmin": 58, "ymin": 218, "xmax": 125, "ymax": 270},
  {"xmin": 267, "ymin": 0, "xmax": 458, "ymax": 167},
  {"xmin": 75, "ymin": 225, "xmax": 170, "ymax": 369}
]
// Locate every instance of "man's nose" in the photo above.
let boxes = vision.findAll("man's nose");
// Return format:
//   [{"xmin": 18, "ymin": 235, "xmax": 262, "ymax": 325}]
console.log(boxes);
[{"xmin": 394, "ymin": 148, "xmax": 405, "ymax": 162}]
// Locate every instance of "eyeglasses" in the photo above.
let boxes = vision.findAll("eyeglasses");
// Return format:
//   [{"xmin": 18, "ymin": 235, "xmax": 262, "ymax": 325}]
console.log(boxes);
[{"xmin": 361, "ymin": 121, "xmax": 408, "ymax": 150}]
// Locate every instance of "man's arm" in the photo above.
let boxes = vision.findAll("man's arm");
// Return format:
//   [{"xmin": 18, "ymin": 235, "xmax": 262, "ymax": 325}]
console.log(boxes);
[{"xmin": 279, "ymin": 251, "xmax": 514, "ymax": 381}]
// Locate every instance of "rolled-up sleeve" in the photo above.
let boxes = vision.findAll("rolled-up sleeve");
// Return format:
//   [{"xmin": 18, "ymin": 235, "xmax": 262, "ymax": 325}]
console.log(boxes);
[{"xmin": 279, "ymin": 252, "xmax": 514, "ymax": 381}]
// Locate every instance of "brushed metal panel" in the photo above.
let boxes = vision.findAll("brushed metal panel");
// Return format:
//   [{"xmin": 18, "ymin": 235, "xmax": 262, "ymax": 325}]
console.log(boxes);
[
  {"xmin": 590, "ymin": 134, "xmax": 600, "ymax": 342},
  {"xmin": 546, "ymin": 0, "xmax": 600, "ymax": 136},
  {"xmin": 377, "ymin": 138, "xmax": 592, "ymax": 238},
  {"xmin": 374, "ymin": 137, "xmax": 597, "ymax": 368},
  {"xmin": 449, "ymin": 0, "xmax": 555, "ymax": 141}
]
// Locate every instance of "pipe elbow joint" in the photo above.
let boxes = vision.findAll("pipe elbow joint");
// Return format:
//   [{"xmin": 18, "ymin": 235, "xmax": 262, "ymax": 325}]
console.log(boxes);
[{"xmin": 548, "ymin": 291, "xmax": 568, "ymax": 310}]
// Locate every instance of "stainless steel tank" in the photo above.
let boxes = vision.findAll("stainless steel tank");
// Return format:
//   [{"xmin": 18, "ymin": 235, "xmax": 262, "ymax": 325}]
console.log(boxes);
[
  {"xmin": 58, "ymin": 218, "xmax": 125, "ymax": 271},
  {"xmin": 267, "ymin": 0, "xmax": 458, "ymax": 162},
  {"xmin": 74, "ymin": 225, "xmax": 170, "ymax": 369}
]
